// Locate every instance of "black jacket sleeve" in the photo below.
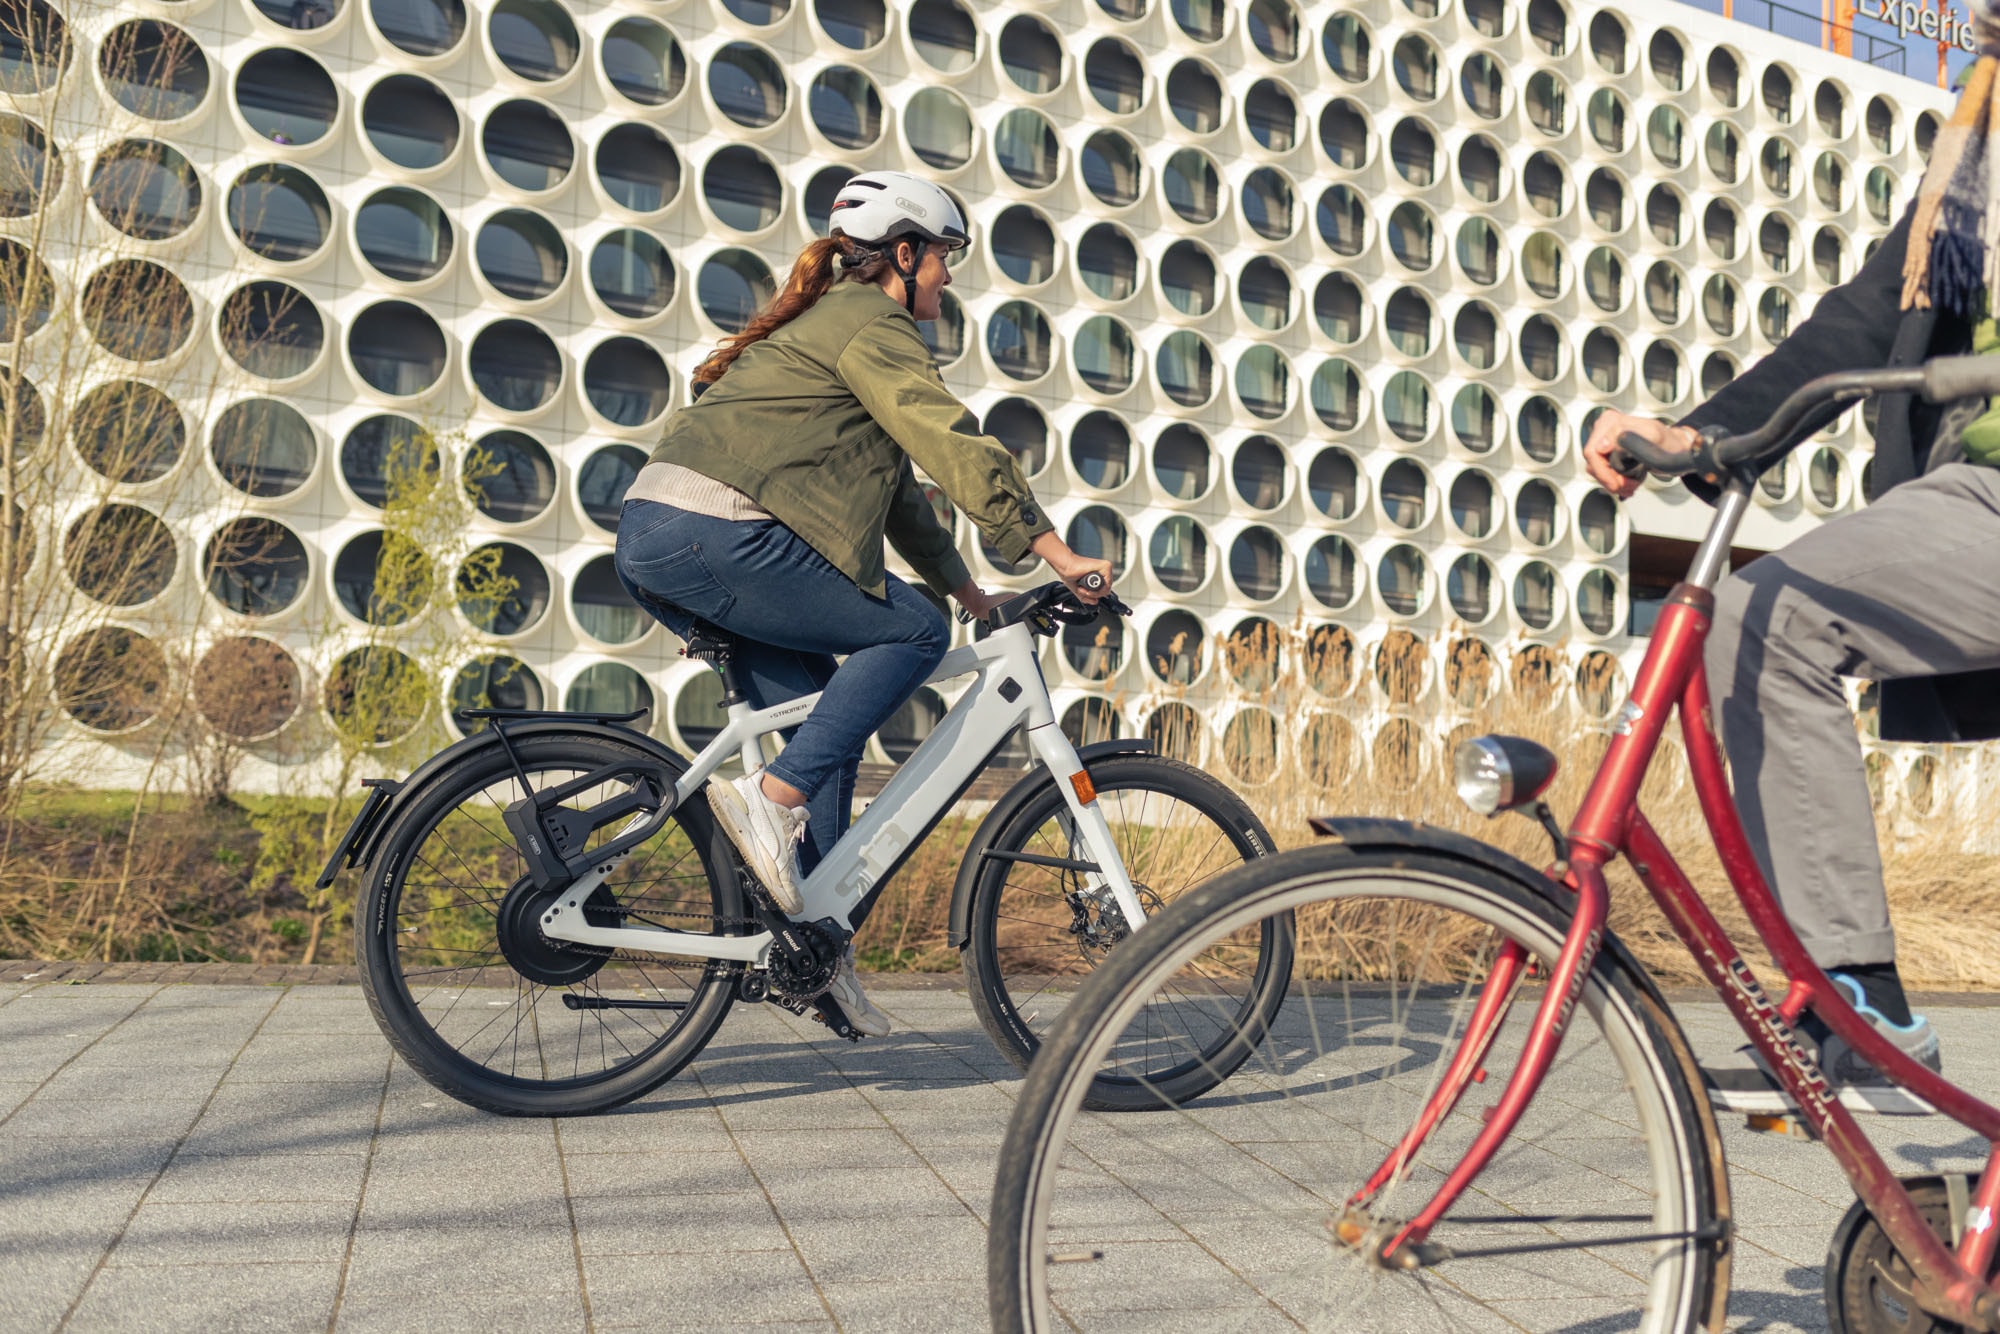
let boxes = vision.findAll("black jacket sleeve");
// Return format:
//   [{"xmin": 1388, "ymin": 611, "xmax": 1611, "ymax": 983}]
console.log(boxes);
[{"xmin": 1679, "ymin": 204, "xmax": 1913, "ymax": 446}]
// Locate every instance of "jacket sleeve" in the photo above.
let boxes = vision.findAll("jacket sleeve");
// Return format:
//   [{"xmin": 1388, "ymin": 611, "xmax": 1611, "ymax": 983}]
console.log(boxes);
[
  {"xmin": 883, "ymin": 459, "xmax": 973, "ymax": 597},
  {"xmin": 1679, "ymin": 203, "xmax": 1912, "ymax": 442},
  {"xmin": 837, "ymin": 313, "xmax": 1057, "ymax": 566}
]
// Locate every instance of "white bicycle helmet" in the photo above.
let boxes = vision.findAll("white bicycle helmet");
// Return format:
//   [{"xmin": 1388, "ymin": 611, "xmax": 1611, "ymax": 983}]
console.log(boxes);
[{"xmin": 827, "ymin": 170, "xmax": 968, "ymax": 313}]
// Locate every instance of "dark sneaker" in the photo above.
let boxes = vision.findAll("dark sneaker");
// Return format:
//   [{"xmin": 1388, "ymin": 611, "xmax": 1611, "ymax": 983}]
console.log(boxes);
[{"xmin": 1701, "ymin": 974, "xmax": 1941, "ymax": 1117}]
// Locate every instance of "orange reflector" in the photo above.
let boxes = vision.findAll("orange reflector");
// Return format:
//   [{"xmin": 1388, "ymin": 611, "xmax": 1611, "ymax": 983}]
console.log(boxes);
[{"xmin": 1070, "ymin": 770, "xmax": 1097, "ymax": 804}]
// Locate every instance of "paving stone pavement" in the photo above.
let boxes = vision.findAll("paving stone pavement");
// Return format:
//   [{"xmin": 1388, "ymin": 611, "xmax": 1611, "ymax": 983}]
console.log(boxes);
[{"xmin": 0, "ymin": 972, "xmax": 1994, "ymax": 1333}]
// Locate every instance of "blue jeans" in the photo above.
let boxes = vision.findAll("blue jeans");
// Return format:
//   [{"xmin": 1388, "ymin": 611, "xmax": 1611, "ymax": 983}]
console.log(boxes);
[{"xmin": 613, "ymin": 500, "xmax": 950, "ymax": 874}]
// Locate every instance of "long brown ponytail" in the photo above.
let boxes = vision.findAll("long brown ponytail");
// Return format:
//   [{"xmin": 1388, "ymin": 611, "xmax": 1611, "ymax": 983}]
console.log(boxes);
[{"xmin": 692, "ymin": 236, "xmax": 889, "ymax": 387}]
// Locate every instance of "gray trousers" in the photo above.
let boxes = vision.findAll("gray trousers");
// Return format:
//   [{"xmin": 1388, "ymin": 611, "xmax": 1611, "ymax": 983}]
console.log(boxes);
[{"xmin": 1705, "ymin": 463, "xmax": 2000, "ymax": 969}]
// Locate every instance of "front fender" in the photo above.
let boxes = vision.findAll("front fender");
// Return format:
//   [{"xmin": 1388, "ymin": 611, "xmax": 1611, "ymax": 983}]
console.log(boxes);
[
  {"xmin": 320, "ymin": 720, "xmax": 689, "ymax": 886},
  {"xmin": 945, "ymin": 738, "xmax": 1155, "ymax": 948}
]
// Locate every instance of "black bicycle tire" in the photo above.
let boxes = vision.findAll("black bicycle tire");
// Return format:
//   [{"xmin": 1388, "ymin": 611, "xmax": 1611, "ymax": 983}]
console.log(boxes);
[
  {"xmin": 356, "ymin": 732, "xmax": 744, "ymax": 1117},
  {"xmin": 961, "ymin": 753, "xmax": 1292, "ymax": 1112},
  {"xmin": 989, "ymin": 842, "xmax": 1724, "ymax": 1334}
]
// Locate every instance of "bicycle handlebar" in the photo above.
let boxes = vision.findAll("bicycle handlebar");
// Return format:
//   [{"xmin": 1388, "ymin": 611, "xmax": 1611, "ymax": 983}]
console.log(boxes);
[
  {"xmin": 980, "ymin": 579, "xmax": 1132, "ymax": 635},
  {"xmin": 1604, "ymin": 354, "xmax": 2000, "ymax": 484}
]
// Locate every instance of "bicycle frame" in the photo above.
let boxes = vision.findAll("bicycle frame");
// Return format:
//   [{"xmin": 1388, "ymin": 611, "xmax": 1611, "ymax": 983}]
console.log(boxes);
[
  {"xmin": 536, "ymin": 618, "xmax": 1146, "ymax": 967},
  {"xmin": 1362, "ymin": 477, "xmax": 2000, "ymax": 1327}
]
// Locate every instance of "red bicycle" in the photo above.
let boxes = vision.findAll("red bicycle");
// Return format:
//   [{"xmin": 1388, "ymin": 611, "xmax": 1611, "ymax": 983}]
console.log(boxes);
[{"xmin": 988, "ymin": 358, "xmax": 2000, "ymax": 1333}]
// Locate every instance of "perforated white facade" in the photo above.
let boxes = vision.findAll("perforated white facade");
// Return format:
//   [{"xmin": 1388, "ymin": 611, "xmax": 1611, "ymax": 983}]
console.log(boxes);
[{"xmin": 13, "ymin": 0, "xmax": 1956, "ymax": 798}]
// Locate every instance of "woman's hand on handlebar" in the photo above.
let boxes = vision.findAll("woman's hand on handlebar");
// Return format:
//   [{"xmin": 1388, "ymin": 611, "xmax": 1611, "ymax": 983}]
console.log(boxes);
[
  {"xmin": 1030, "ymin": 532, "xmax": 1114, "ymax": 605},
  {"xmin": 1584, "ymin": 411, "xmax": 1697, "ymax": 499},
  {"xmin": 950, "ymin": 582, "xmax": 1011, "ymax": 624}
]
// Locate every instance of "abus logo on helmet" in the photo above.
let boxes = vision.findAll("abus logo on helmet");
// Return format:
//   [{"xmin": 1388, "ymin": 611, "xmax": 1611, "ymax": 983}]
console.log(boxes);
[{"xmin": 894, "ymin": 196, "xmax": 929, "ymax": 218}]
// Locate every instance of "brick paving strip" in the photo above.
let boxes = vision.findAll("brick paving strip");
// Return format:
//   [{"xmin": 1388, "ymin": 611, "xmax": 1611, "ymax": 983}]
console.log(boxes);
[{"xmin": 0, "ymin": 963, "xmax": 1994, "ymax": 1333}]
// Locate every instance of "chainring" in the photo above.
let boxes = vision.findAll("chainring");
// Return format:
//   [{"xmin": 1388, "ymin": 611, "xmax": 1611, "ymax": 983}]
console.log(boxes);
[
  {"xmin": 765, "ymin": 917, "xmax": 843, "ymax": 1009},
  {"xmin": 1826, "ymin": 1176, "xmax": 1997, "ymax": 1334}
]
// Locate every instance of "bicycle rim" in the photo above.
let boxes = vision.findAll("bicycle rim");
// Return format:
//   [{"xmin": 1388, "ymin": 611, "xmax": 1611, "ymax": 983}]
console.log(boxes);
[
  {"xmin": 1001, "ymin": 863, "xmax": 1710, "ymax": 1333},
  {"xmin": 975, "ymin": 762, "xmax": 1287, "ymax": 1098},
  {"xmin": 370, "ymin": 744, "xmax": 736, "ymax": 1097}
]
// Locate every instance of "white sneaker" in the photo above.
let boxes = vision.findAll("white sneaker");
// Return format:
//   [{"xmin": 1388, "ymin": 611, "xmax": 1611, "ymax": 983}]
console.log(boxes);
[
  {"xmin": 706, "ymin": 769, "xmax": 809, "ymax": 913},
  {"xmin": 826, "ymin": 942, "xmax": 891, "ymax": 1038}
]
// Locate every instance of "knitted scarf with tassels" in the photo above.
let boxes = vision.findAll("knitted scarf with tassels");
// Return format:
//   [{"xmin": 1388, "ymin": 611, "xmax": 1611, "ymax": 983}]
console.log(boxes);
[{"xmin": 1904, "ymin": 42, "xmax": 2000, "ymax": 318}]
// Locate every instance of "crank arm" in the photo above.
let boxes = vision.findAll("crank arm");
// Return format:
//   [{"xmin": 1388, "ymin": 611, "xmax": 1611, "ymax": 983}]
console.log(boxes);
[{"xmin": 560, "ymin": 994, "xmax": 688, "ymax": 1012}]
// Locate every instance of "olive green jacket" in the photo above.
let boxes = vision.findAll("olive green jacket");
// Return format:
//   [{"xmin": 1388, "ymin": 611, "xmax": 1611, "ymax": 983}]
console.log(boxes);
[{"xmin": 647, "ymin": 282, "xmax": 1052, "ymax": 598}]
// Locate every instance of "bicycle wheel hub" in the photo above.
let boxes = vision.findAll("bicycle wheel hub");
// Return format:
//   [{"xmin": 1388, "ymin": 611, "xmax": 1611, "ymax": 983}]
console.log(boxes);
[
  {"xmin": 1068, "ymin": 882, "xmax": 1161, "ymax": 959},
  {"xmin": 497, "ymin": 876, "xmax": 616, "ymax": 986}
]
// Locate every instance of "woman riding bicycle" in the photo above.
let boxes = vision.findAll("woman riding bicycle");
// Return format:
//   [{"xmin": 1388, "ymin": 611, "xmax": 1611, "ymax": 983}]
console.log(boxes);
[{"xmin": 614, "ymin": 171, "xmax": 1115, "ymax": 1037}]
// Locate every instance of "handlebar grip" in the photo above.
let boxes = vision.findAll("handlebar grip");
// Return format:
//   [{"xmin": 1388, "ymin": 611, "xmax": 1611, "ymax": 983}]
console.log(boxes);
[
  {"xmin": 1921, "ymin": 354, "xmax": 2000, "ymax": 404},
  {"xmin": 1078, "ymin": 571, "xmax": 1107, "ymax": 593},
  {"xmin": 1614, "ymin": 430, "xmax": 1700, "ymax": 478},
  {"xmin": 1607, "ymin": 443, "xmax": 1648, "ymax": 481}
]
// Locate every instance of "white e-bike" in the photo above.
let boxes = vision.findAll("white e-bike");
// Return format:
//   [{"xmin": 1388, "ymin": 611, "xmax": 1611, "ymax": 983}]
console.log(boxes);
[{"xmin": 324, "ymin": 578, "xmax": 1294, "ymax": 1116}]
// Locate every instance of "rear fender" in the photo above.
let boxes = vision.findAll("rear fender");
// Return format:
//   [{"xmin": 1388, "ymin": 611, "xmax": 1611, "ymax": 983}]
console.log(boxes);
[{"xmin": 945, "ymin": 738, "xmax": 1155, "ymax": 949}]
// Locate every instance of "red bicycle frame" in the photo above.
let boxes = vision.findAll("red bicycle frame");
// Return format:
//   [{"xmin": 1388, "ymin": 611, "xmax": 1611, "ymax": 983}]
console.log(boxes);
[{"xmin": 1351, "ymin": 574, "xmax": 2000, "ymax": 1326}]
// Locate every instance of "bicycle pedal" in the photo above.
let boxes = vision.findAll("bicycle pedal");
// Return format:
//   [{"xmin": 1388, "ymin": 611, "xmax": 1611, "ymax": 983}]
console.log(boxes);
[
  {"xmin": 811, "ymin": 995, "xmax": 863, "ymax": 1043},
  {"xmin": 1744, "ymin": 1111, "xmax": 1814, "ymax": 1138}
]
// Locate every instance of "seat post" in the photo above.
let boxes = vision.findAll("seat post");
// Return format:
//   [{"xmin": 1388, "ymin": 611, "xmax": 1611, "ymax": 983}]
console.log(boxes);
[{"xmin": 681, "ymin": 624, "xmax": 750, "ymax": 707}]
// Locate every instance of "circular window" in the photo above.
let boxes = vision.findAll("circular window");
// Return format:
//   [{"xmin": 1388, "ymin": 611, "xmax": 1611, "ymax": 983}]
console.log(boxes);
[
  {"xmin": 1149, "ymin": 515, "xmax": 1208, "ymax": 592},
  {"xmin": 908, "ymin": 0, "xmax": 976, "ymax": 69},
  {"xmin": 228, "ymin": 165, "xmax": 330, "ymax": 261},
  {"xmin": 457, "ymin": 541, "xmax": 549, "ymax": 635},
  {"xmin": 1322, "ymin": 13, "xmax": 1370, "ymax": 81},
  {"xmin": 1304, "ymin": 535, "xmax": 1357, "ymax": 609},
  {"xmin": 1583, "ymin": 248, "xmax": 1626, "ymax": 313},
  {"xmin": 996, "ymin": 14, "xmax": 1062, "ymax": 95},
  {"xmin": 341, "ymin": 414, "xmax": 436, "ymax": 508},
  {"xmin": 1386, "ymin": 201, "xmax": 1434, "ymax": 270},
  {"xmin": 1306, "ymin": 447, "xmax": 1360, "ymax": 520},
  {"xmin": 709, "ymin": 42, "xmax": 786, "ymax": 129},
  {"xmin": 1156, "ymin": 330, "xmax": 1215, "ymax": 407},
  {"xmin": 57, "ymin": 629, "xmax": 168, "ymax": 733},
  {"xmin": 212, "ymin": 399, "xmax": 315, "ymax": 497},
  {"xmin": 1224, "ymin": 528, "xmax": 1288, "ymax": 600},
  {"xmin": 1242, "ymin": 167, "xmax": 1295, "ymax": 240},
  {"xmin": 476, "ymin": 208, "xmax": 566, "ymax": 299},
  {"xmin": 584, "ymin": 337, "xmax": 671, "ymax": 427},
  {"xmin": 1528, "ymin": 71, "xmax": 1574, "ymax": 139},
  {"xmin": 1153, "ymin": 424, "xmax": 1210, "ymax": 500},
  {"xmin": 1310, "ymin": 358, "xmax": 1364, "ymax": 432},
  {"xmin": 1581, "ymin": 328, "xmax": 1626, "ymax": 393},
  {"xmin": 361, "ymin": 75, "xmax": 458, "ymax": 172},
  {"xmin": 1232, "ymin": 438, "xmax": 1287, "ymax": 511},
  {"xmin": 566, "ymin": 661, "xmax": 650, "ymax": 719},
  {"xmin": 1452, "ymin": 384, "xmax": 1502, "ymax": 454},
  {"xmin": 1519, "ymin": 314, "xmax": 1565, "ymax": 382},
  {"xmin": 451, "ymin": 656, "xmax": 543, "ymax": 723},
  {"xmin": 1389, "ymin": 121, "xmax": 1437, "ymax": 192},
  {"xmin": 986, "ymin": 300, "xmax": 1053, "ymax": 381},
  {"xmin": 1459, "ymin": 136, "xmax": 1505, "ymax": 207},
  {"xmin": 986, "ymin": 399, "xmax": 1049, "ymax": 478},
  {"xmin": 1514, "ymin": 561, "xmax": 1561, "ymax": 630},
  {"xmin": 1648, "ymin": 106, "xmax": 1686, "ymax": 169},
  {"xmin": 1162, "ymin": 148, "xmax": 1220, "ymax": 224},
  {"xmin": 595, "ymin": 124, "xmax": 679, "ymax": 213},
  {"xmin": 1380, "ymin": 458, "xmax": 1430, "ymax": 528},
  {"xmin": 800, "ymin": 164, "xmax": 853, "ymax": 234},
  {"xmin": 1070, "ymin": 412, "xmax": 1131, "ymax": 490},
  {"xmin": 374, "ymin": 0, "xmax": 466, "ymax": 56},
  {"xmin": 993, "ymin": 204, "xmax": 1057, "ymax": 286},
  {"xmin": 1078, "ymin": 224, "xmax": 1139, "ymax": 303},
  {"xmin": 1066, "ymin": 505, "xmax": 1131, "ymax": 582},
  {"xmin": 73, "ymin": 381, "xmax": 182, "ymax": 485},
  {"xmin": 1383, "ymin": 287, "xmax": 1434, "ymax": 358},
  {"xmin": 1377, "ymin": 544, "xmax": 1428, "ymax": 616},
  {"xmin": 1704, "ymin": 352, "xmax": 1738, "ymax": 396},
  {"xmin": 325, "ymin": 646, "xmax": 428, "ymax": 743},
  {"xmin": 81, "ymin": 260, "xmax": 193, "ymax": 362},
  {"xmin": 1521, "ymin": 153, "xmax": 1568, "ymax": 223},
  {"xmin": 1236, "ymin": 347, "xmax": 1290, "ymax": 420},
  {"xmin": 578, "ymin": 443, "xmax": 644, "ymax": 530},
  {"xmin": 196, "ymin": 638, "xmax": 301, "ymax": 740},
  {"xmin": 1319, "ymin": 98, "xmax": 1370, "ymax": 172},
  {"xmin": 1643, "ymin": 341, "xmax": 1685, "ymax": 404},
  {"xmin": 203, "ymin": 517, "xmax": 308, "ymax": 616},
  {"xmin": 696, "ymin": 249, "xmax": 774, "ymax": 333},
  {"xmin": 1518, "ymin": 397, "xmax": 1565, "ymax": 463},
  {"xmin": 1238, "ymin": 256, "xmax": 1292, "ymax": 331},
  {"xmin": 1521, "ymin": 233, "xmax": 1567, "ymax": 301},
  {"xmin": 602, "ymin": 16, "xmax": 683, "ymax": 106},
  {"xmin": 489, "ymin": 0, "xmax": 577, "ymax": 82},
  {"xmin": 1759, "ymin": 288, "xmax": 1794, "ymax": 343},
  {"xmin": 65, "ymin": 504, "xmax": 176, "ymax": 606},
  {"xmin": 1146, "ymin": 609, "xmax": 1206, "ymax": 683},
  {"xmin": 1383, "ymin": 372, "xmax": 1432, "ymax": 442},
  {"xmin": 1244, "ymin": 79, "xmax": 1296, "ymax": 152},
  {"xmin": 1391, "ymin": 34, "xmax": 1438, "ymax": 101},
  {"xmin": 219, "ymin": 281, "xmax": 323, "ymax": 380},
  {"xmin": 1159, "ymin": 240, "xmax": 1215, "ymax": 316},
  {"xmin": 1579, "ymin": 488, "xmax": 1621, "ymax": 554},
  {"xmin": 1075, "ymin": 317, "xmax": 1135, "ymax": 395},
  {"xmin": 1585, "ymin": 168, "xmax": 1628, "ymax": 235},
  {"xmin": 1515, "ymin": 478, "xmax": 1562, "ymax": 546},
  {"xmin": 466, "ymin": 429, "xmax": 553, "ymax": 522},
  {"xmin": 100, "ymin": 20, "xmax": 207, "ymax": 120},
  {"xmin": 808, "ymin": 66, "xmax": 881, "ymax": 150},
  {"xmin": 1461, "ymin": 53, "xmax": 1504, "ymax": 119},
  {"xmin": 0, "ymin": 117, "xmax": 57, "ymax": 218},
  {"xmin": 1080, "ymin": 130, "xmax": 1142, "ymax": 207},
  {"xmin": 1453, "ymin": 301, "xmax": 1500, "ymax": 370},
  {"xmin": 1448, "ymin": 470, "xmax": 1496, "ymax": 538},
  {"xmin": 590, "ymin": 229, "xmax": 674, "ymax": 319},
  {"xmin": 1084, "ymin": 37, "xmax": 1145, "ymax": 114},
  {"xmin": 355, "ymin": 186, "xmax": 453, "ymax": 282},
  {"xmin": 1316, "ymin": 184, "xmax": 1366, "ymax": 257},
  {"xmin": 236, "ymin": 50, "xmax": 337, "ymax": 146},
  {"xmin": 348, "ymin": 301, "xmax": 447, "ymax": 396},
  {"xmin": 1705, "ymin": 200, "xmax": 1742, "ymax": 261},
  {"xmin": 1707, "ymin": 123, "xmax": 1743, "ymax": 184},
  {"xmin": 483, "ymin": 99, "xmax": 571, "ymax": 191},
  {"xmin": 88, "ymin": 141, "xmax": 199, "ymax": 241},
  {"xmin": 572, "ymin": 553, "xmax": 646, "ymax": 645},
  {"xmin": 995, "ymin": 107, "xmax": 1060, "ymax": 191},
  {"xmin": 0, "ymin": 0, "xmax": 67, "ymax": 96},
  {"xmin": 1166, "ymin": 59, "xmax": 1224, "ymax": 135},
  {"xmin": 906, "ymin": 88, "xmax": 973, "ymax": 171},
  {"xmin": 1314, "ymin": 273, "xmax": 1363, "ymax": 344},
  {"xmin": 1456, "ymin": 218, "xmax": 1501, "ymax": 286},
  {"xmin": 469, "ymin": 319, "xmax": 561, "ymax": 413}
]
